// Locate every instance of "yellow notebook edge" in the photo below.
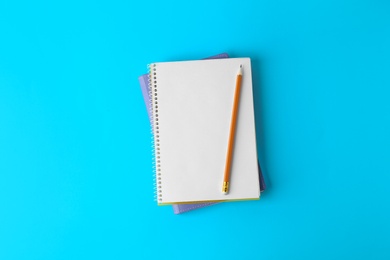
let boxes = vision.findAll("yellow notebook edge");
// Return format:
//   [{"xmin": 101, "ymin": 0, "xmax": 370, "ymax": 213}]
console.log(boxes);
[{"xmin": 157, "ymin": 196, "xmax": 260, "ymax": 206}]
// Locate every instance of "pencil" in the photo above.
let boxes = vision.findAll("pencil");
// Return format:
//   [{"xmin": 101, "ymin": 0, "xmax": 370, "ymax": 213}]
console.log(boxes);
[{"xmin": 222, "ymin": 64, "xmax": 243, "ymax": 194}]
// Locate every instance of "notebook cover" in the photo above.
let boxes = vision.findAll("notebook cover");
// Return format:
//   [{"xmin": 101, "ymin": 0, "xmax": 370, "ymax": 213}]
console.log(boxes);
[{"xmin": 139, "ymin": 53, "xmax": 266, "ymax": 213}]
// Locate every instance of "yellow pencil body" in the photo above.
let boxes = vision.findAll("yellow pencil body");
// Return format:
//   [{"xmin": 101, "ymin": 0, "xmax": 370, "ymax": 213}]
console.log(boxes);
[{"xmin": 223, "ymin": 65, "xmax": 243, "ymax": 194}]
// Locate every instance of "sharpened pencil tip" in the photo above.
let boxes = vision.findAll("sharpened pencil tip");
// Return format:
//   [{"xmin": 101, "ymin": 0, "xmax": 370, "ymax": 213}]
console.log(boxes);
[{"xmin": 238, "ymin": 64, "xmax": 243, "ymax": 75}]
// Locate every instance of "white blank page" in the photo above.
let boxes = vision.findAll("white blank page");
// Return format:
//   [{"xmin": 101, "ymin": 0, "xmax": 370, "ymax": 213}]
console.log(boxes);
[{"xmin": 151, "ymin": 58, "xmax": 260, "ymax": 204}]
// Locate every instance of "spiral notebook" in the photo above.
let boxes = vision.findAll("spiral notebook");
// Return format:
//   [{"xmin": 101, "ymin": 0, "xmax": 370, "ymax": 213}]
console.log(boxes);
[
  {"xmin": 149, "ymin": 58, "xmax": 260, "ymax": 205},
  {"xmin": 139, "ymin": 53, "xmax": 266, "ymax": 213}
]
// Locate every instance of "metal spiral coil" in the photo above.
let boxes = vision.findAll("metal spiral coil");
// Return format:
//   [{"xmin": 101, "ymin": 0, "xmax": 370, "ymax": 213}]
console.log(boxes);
[{"xmin": 148, "ymin": 63, "xmax": 162, "ymax": 203}]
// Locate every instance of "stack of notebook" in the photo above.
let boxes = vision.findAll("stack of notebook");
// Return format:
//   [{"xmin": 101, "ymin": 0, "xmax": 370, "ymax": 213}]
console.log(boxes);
[{"xmin": 139, "ymin": 53, "xmax": 266, "ymax": 214}]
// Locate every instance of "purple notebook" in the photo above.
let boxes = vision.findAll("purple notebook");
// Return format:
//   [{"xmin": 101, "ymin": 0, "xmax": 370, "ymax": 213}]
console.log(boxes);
[{"xmin": 139, "ymin": 53, "xmax": 266, "ymax": 214}]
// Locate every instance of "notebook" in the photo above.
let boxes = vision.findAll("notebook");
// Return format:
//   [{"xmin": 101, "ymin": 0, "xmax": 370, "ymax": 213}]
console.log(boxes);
[
  {"xmin": 139, "ymin": 53, "xmax": 266, "ymax": 213},
  {"xmin": 149, "ymin": 58, "xmax": 260, "ymax": 205}
]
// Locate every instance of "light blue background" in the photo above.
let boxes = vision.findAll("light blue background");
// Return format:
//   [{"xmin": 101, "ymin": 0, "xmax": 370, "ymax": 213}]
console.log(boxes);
[{"xmin": 1, "ymin": 0, "xmax": 389, "ymax": 259}]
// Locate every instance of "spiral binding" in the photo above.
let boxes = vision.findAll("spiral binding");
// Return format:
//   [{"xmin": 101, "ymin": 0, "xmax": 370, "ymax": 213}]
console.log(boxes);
[{"xmin": 148, "ymin": 63, "xmax": 162, "ymax": 203}]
